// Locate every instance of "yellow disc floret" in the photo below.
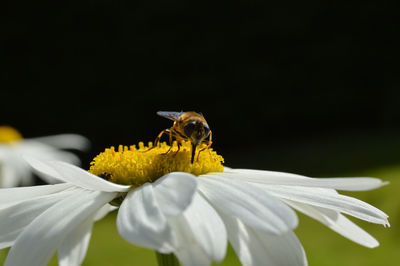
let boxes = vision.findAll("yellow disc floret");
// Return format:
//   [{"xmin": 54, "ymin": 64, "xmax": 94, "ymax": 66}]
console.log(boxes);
[
  {"xmin": 0, "ymin": 126, "xmax": 23, "ymax": 143},
  {"xmin": 89, "ymin": 141, "xmax": 224, "ymax": 186}
]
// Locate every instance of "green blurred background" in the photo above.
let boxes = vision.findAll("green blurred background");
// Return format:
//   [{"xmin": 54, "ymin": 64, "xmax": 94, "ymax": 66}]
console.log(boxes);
[{"xmin": 1, "ymin": 0, "xmax": 399, "ymax": 265}]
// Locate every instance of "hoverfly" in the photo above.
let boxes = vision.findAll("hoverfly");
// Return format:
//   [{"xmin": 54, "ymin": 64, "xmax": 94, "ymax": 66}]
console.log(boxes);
[{"xmin": 149, "ymin": 111, "xmax": 212, "ymax": 163}]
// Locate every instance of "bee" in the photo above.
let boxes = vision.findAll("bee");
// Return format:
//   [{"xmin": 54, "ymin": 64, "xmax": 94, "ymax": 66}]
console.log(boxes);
[{"xmin": 148, "ymin": 111, "xmax": 212, "ymax": 163}]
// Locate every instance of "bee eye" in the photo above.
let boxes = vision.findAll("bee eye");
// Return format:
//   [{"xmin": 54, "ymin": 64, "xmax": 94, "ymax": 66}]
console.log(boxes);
[{"xmin": 184, "ymin": 122, "xmax": 196, "ymax": 136}]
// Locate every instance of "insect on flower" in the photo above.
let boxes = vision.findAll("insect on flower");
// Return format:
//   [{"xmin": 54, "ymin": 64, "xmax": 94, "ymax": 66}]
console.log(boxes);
[{"xmin": 148, "ymin": 111, "xmax": 212, "ymax": 163}]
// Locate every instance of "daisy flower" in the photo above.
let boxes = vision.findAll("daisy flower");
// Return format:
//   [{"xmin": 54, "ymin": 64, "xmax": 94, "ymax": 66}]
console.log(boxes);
[
  {"xmin": 0, "ymin": 141, "xmax": 389, "ymax": 266},
  {"xmin": 0, "ymin": 125, "xmax": 90, "ymax": 187}
]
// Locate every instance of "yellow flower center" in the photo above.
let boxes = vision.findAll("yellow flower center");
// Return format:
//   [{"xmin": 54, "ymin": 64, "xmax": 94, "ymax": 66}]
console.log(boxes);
[
  {"xmin": 89, "ymin": 141, "xmax": 224, "ymax": 186},
  {"xmin": 0, "ymin": 126, "xmax": 23, "ymax": 143}
]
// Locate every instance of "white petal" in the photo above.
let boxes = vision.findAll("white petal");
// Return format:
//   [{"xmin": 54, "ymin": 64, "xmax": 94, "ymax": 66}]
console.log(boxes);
[
  {"xmin": 0, "ymin": 188, "xmax": 74, "ymax": 249},
  {"xmin": 224, "ymin": 169, "xmax": 388, "ymax": 191},
  {"xmin": 285, "ymin": 200, "xmax": 379, "ymax": 248},
  {"xmin": 48, "ymin": 161, "xmax": 130, "ymax": 192},
  {"xmin": 117, "ymin": 184, "xmax": 175, "ymax": 253},
  {"xmin": 24, "ymin": 153, "xmax": 75, "ymax": 184},
  {"xmin": 174, "ymin": 242, "xmax": 211, "ymax": 266},
  {"xmin": 198, "ymin": 175, "xmax": 298, "ymax": 235},
  {"xmin": 0, "ymin": 149, "xmax": 29, "ymax": 187},
  {"xmin": 0, "ymin": 162, "xmax": 22, "ymax": 188},
  {"xmin": 0, "ymin": 183, "xmax": 72, "ymax": 206},
  {"xmin": 58, "ymin": 215, "xmax": 94, "ymax": 266},
  {"xmin": 222, "ymin": 215, "xmax": 307, "ymax": 266},
  {"xmin": 153, "ymin": 172, "xmax": 198, "ymax": 217},
  {"xmin": 24, "ymin": 156, "xmax": 65, "ymax": 182},
  {"xmin": 167, "ymin": 215, "xmax": 212, "ymax": 266},
  {"xmin": 29, "ymin": 134, "xmax": 90, "ymax": 151},
  {"xmin": 170, "ymin": 193, "xmax": 227, "ymax": 262},
  {"xmin": 0, "ymin": 152, "xmax": 35, "ymax": 187},
  {"xmin": 93, "ymin": 204, "xmax": 117, "ymax": 222},
  {"xmin": 0, "ymin": 146, "xmax": 6, "ymax": 157},
  {"xmin": 4, "ymin": 189, "xmax": 115, "ymax": 266},
  {"xmin": 38, "ymin": 150, "xmax": 81, "ymax": 166},
  {"xmin": 262, "ymin": 185, "xmax": 389, "ymax": 225},
  {"xmin": 185, "ymin": 194, "xmax": 226, "ymax": 262},
  {"xmin": 17, "ymin": 142, "xmax": 81, "ymax": 166}
]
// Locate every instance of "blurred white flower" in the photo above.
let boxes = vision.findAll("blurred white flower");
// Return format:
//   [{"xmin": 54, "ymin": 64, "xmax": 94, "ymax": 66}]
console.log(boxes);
[
  {"xmin": 0, "ymin": 126, "xmax": 90, "ymax": 187},
  {"xmin": 0, "ymin": 142, "xmax": 389, "ymax": 266}
]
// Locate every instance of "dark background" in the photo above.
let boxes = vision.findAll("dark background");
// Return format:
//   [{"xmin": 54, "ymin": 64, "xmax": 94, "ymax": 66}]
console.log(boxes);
[{"xmin": 1, "ymin": 0, "xmax": 399, "ymax": 175}]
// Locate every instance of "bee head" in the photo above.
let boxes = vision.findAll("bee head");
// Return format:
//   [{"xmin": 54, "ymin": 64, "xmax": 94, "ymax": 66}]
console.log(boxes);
[{"xmin": 184, "ymin": 121, "xmax": 210, "ymax": 145}]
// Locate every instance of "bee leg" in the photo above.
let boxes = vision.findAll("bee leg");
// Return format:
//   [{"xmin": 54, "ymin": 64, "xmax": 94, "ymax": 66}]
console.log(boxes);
[
  {"xmin": 196, "ymin": 130, "xmax": 213, "ymax": 162},
  {"xmin": 161, "ymin": 129, "xmax": 174, "ymax": 155},
  {"xmin": 172, "ymin": 142, "xmax": 181, "ymax": 157},
  {"xmin": 196, "ymin": 143, "xmax": 211, "ymax": 162},
  {"xmin": 143, "ymin": 129, "xmax": 170, "ymax": 152}
]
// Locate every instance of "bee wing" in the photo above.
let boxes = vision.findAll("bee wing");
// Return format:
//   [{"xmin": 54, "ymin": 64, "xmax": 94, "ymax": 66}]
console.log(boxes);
[{"xmin": 156, "ymin": 111, "xmax": 183, "ymax": 121}]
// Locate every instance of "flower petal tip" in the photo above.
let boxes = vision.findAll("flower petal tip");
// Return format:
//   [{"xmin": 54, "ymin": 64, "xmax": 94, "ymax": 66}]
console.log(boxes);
[
  {"xmin": 383, "ymin": 220, "xmax": 390, "ymax": 228},
  {"xmin": 365, "ymin": 240, "xmax": 380, "ymax": 249}
]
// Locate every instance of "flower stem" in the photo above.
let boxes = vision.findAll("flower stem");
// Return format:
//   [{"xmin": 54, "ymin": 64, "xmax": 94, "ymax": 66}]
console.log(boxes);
[{"xmin": 155, "ymin": 252, "xmax": 180, "ymax": 266}]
